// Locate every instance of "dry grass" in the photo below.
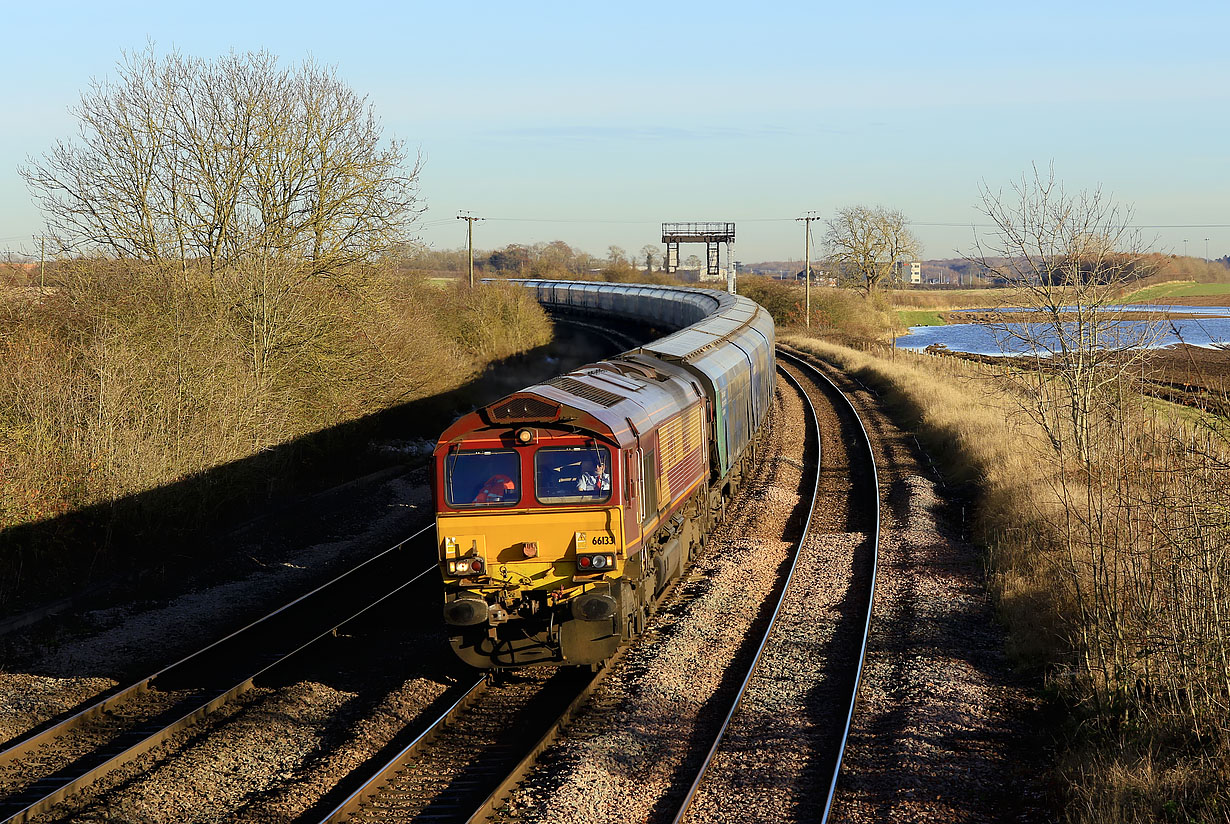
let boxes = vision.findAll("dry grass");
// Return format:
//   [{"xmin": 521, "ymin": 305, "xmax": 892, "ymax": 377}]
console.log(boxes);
[
  {"xmin": 783, "ymin": 334, "xmax": 1230, "ymax": 822},
  {"xmin": 782, "ymin": 336, "xmax": 1069, "ymax": 665},
  {"xmin": 0, "ymin": 262, "xmax": 550, "ymax": 593},
  {"xmin": 739, "ymin": 277, "xmax": 903, "ymax": 341}
]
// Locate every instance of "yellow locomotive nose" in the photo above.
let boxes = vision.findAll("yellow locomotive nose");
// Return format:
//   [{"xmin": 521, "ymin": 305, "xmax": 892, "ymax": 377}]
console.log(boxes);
[{"xmin": 438, "ymin": 508, "xmax": 622, "ymax": 591}]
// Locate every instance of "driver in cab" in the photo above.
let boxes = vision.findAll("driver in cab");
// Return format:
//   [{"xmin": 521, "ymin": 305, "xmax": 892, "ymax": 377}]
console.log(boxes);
[
  {"xmin": 475, "ymin": 475, "xmax": 517, "ymax": 503},
  {"xmin": 577, "ymin": 457, "xmax": 610, "ymax": 494}
]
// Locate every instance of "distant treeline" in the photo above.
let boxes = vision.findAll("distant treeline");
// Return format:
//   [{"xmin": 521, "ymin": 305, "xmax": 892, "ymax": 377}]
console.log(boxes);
[{"xmin": 401, "ymin": 241, "xmax": 685, "ymax": 284}]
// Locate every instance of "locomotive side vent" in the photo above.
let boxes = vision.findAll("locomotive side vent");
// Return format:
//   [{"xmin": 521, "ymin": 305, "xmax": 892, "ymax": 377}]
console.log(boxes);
[
  {"xmin": 488, "ymin": 395, "xmax": 560, "ymax": 422},
  {"xmin": 548, "ymin": 376, "xmax": 625, "ymax": 408}
]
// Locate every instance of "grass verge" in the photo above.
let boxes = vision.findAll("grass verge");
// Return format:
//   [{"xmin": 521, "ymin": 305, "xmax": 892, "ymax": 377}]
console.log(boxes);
[
  {"xmin": 897, "ymin": 309, "xmax": 945, "ymax": 327},
  {"xmin": 782, "ymin": 333, "xmax": 1230, "ymax": 823},
  {"xmin": 1121, "ymin": 280, "xmax": 1230, "ymax": 302}
]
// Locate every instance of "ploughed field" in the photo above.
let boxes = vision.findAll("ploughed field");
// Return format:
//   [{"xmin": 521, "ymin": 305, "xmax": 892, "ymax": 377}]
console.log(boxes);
[
  {"xmin": 930, "ymin": 340, "xmax": 1230, "ymax": 415},
  {"xmin": 1139, "ymin": 343, "xmax": 1230, "ymax": 390}
]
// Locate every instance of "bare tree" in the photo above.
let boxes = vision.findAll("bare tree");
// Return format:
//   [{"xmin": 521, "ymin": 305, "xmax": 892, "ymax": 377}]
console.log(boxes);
[
  {"xmin": 639, "ymin": 243, "xmax": 660, "ymax": 274},
  {"xmin": 22, "ymin": 46, "xmax": 423, "ymax": 412},
  {"xmin": 824, "ymin": 205, "xmax": 920, "ymax": 294},
  {"xmin": 21, "ymin": 45, "xmax": 422, "ymax": 276},
  {"xmin": 971, "ymin": 165, "xmax": 1171, "ymax": 719},
  {"xmin": 970, "ymin": 164, "xmax": 1161, "ymax": 462}
]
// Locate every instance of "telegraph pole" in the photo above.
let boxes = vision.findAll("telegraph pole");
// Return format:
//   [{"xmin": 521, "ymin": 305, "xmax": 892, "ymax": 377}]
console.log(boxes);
[
  {"xmin": 457, "ymin": 212, "xmax": 483, "ymax": 287},
  {"xmin": 796, "ymin": 212, "xmax": 819, "ymax": 329}
]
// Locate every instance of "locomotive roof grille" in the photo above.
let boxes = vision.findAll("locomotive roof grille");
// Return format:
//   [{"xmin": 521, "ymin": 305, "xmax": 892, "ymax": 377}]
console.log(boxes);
[
  {"xmin": 487, "ymin": 396, "xmax": 561, "ymax": 422},
  {"xmin": 547, "ymin": 376, "xmax": 625, "ymax": 408}
]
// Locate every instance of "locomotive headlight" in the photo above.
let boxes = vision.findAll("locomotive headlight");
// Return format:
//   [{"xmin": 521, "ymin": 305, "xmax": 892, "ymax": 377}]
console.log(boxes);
[
  {"xmin": 446, "ymin": 557, "xmax": 486, "ymax": 577},
  {"xmin": 515, "ymin": 427, "xmax": 535, "ymax": 444},
  {"xmin": 575, "ymin": 553, "xmax": 616, "ymax": 572}
]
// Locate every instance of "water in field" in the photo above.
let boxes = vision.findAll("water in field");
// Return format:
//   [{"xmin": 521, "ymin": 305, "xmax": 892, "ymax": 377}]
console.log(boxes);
[
  {"xmin": 952, "ymin": 304, "xmax": 1230, "ymax": 317},
  {"xmin": 896, "ymin": 305, "xmax": 1230, "ymax": 356}
]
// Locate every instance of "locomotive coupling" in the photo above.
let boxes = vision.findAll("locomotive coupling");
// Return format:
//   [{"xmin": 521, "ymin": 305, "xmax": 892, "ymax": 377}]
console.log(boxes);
[{"xmin": 443, "ymin": 597, "xmax": 489, "ymax": 627}]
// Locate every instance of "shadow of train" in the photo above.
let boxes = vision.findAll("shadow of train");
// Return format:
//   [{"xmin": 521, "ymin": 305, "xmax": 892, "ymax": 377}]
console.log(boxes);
[{"xmin": 0, "ymin": 318, "xmax": 649, "ymax": 623}]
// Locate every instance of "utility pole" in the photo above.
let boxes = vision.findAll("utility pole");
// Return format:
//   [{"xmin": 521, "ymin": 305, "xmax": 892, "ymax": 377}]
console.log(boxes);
[
  {"xmin": 39, "ymin": 236, "xmax": 45, "ymax": 290},
  {"xmin": 796, "ymin": 211, "xmax": 819, "ymax": 329},
  {"xmin": 457, "ymin": 212, "xmax": 483, "ymax": 287}
]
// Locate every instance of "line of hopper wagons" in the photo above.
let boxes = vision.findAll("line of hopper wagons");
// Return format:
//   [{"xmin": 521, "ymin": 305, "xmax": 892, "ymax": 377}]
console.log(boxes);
[{"xmin": 432, "ymin": 280, "xmax": 776, "ymax": 669}]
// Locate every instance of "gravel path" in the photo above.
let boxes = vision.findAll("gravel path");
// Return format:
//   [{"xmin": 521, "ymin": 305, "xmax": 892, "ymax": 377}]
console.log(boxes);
[{"xmin": 491, "ymin": 374, "xmax": 813, "ymax": 824}]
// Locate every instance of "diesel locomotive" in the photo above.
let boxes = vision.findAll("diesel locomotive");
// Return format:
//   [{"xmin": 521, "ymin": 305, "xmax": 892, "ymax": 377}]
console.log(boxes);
[{"xmin": 433, "ymin": 282, "xmax": 775, "ymax": 668}]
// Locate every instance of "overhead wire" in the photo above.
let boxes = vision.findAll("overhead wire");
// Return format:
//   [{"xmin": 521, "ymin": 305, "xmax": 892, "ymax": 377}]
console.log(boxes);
[{"xmin": 414, "ymin": 215, "xmax": 1230, "ymax": 231}]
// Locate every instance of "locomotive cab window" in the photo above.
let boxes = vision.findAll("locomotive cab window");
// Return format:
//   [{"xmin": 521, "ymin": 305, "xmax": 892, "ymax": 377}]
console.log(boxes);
[
  {"xmin": 445, "ymin": 449, "xmax": 521, "ymax": 507},
  {"xmin": 535, "ymin": 446, "xmax": 612, "ymax": 504}
]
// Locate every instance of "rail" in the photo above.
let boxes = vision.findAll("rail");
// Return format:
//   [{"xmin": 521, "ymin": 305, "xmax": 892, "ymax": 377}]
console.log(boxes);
[
  {"xmin": 667, "ymin": 359, "xmax": 823, "ymax": 821},
  {"xmin": 0, "ymin": 525, "xmax": 435, "ymax": 824},
  {"xmin": 779, "ymin": 348, "xmax": 882, "ymax": 823}
]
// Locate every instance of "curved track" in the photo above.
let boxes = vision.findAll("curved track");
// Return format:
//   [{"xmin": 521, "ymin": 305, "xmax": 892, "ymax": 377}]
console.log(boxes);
[
  {"xmin": 2, "ymin": 335, "xmax": 883, "ymax": 824},
  {"xmin": 667, "ymin": 348, "xmax": 880, "ymax": 824},
  {"xmin": 324, "ymin": 352, "xmax": 881, "ymax": 824}
]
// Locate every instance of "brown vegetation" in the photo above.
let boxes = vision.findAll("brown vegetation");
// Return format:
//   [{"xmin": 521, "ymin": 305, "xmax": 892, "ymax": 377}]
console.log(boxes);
[
  {"xmin": 776, "ymin": 171, "xmax": 1230, "ymax": 820},
  {"xmin": 736, "ymin": 276, "xmax": 901, "ymax": 343},
  {"xmin": 404, "ymin": 241, "xmax": 690, "ymax": 285},
  {"xmin": 784, "ymin": 335, "xmax": 1230, "ymax": 822},
  {"xmin": 1, "ymin": 47, "xmax": 557, "ymax": 610},
  {"xmin": 1126, "ymin": 254, "xmax": 1230, "ymax": 288},
  {"xmin": 0, "ymin": 260, "xmax": 550, "ymax": 603}
]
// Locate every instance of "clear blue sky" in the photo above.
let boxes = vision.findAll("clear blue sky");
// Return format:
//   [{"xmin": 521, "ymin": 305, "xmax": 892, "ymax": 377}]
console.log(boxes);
[{"xmin": 2, "ymin": 0, "xmax": 1228, "ymax": 263}]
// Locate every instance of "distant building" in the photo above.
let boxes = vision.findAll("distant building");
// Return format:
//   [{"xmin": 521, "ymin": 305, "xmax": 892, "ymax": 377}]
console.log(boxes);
[{"xmin": 910, "ymin": 261, "xmax": 921, "ymax": 284}]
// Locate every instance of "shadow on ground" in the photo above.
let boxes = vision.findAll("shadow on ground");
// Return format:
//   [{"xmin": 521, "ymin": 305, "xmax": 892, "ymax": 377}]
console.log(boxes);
[{"xmin": 0, "ymin": 318, "xmax": 652, "ymax": 623}]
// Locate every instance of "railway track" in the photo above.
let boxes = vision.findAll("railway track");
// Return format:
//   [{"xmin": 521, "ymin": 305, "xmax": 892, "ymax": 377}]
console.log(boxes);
[
  {"xmin": 670, "ymin": 348, "xmax": 881, "ymax": 824},
  {"xmin": 322, "ymin": 352, "xmax": 880, "ymax": 824},
  {"xmin": 0, "ymin": 526, "xmax": 435, "ymax": 824},
  {"xmin": 313, "ymin": 515, "xmax": 724, "ymax": 823},
  {"xmin": 2, "ymin": 347, "xmax": 882, "ymax": 824}
]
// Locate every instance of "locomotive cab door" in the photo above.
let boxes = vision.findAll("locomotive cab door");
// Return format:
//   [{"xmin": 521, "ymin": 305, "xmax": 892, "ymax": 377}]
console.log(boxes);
[
  {"xmin": 630, "ymin": 448, "xmax": 645, "ymax": 525},
  {"xmin": 640, "ymin": 447, "xmax": 658, "ymax": 522}
]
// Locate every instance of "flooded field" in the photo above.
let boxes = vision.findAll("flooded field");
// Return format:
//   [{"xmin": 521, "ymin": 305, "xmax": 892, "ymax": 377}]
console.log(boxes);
[{"xmin": 897, "ymin": 304, "xmax": 1230, "ymax": 355}]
